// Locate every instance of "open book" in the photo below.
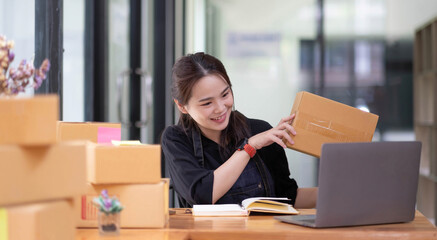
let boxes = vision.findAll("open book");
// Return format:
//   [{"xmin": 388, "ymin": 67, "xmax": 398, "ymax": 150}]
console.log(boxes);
[{"xmin": 192, "ymin": 197, "xmax": 299, "ymax": 216}]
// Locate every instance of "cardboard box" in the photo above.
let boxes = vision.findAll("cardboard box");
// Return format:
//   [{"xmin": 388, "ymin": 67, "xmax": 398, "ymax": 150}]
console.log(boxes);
[
  {"xmin": 87, "ymin": 143, "xmax": 161, "ymax": 184},
  {"xmin": 75, "ymin": 179, "xmax": 169, "ymax": 228},
  {"xmin": 0, "ymin": 142, "xmax": 87, "ymax": 206},
  {"xmin": 0, "ymin": 95, "xmax": 58, "ymax": 145},
  {"xmin": 285, "ymin": 91, "xmax": 379, "ymax": 157},
  {"xmin": 0, "ymin": 200, "xmax": 75, "ymax": 240},
  {"xmin": 57, "ymin": 121, "xmax": 121, "ymax": 143}
]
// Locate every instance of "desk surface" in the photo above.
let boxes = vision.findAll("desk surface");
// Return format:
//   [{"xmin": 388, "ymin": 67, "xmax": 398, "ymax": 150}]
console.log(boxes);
[{"xmin": 76, "ymin": 209, "xmax": 437, "ymax": 240}]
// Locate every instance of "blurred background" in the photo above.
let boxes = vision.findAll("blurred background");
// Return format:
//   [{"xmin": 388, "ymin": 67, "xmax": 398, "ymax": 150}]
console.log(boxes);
[{"xmin": 1, "ymin": 0, "xmax": 436, "ymax": 224}]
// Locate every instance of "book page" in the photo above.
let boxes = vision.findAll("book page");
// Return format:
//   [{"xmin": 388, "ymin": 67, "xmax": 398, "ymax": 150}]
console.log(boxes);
[
  {"xmin": 192, "ymin": 204, "xmax": 248, "ymax": 216},
  {"xmin": 246, "ymin": 202, "xmax": 299, "ymax": 214},
  {"xmin": 241, "ymin": 197, "xmax": 290, "ymax": 209},
  {"xmin": 241, "ymin": 197, "xmax": 299, "ymax": 215}
]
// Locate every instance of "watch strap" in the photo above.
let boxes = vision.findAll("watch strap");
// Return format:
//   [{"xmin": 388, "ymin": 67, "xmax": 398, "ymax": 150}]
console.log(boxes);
[
  {"xmin": 237, "ymin": 138, "xmax": 256, "ymax": 158},
  {"xmin": 243, "ymin": 143, "xmax": 256, "ymax": 158}
]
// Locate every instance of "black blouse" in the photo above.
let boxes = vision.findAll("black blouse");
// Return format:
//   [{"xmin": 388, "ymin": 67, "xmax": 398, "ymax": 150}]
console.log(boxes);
[{"xmin": 161, "ymin": 117, "xmax": 298, "ymax": 207}]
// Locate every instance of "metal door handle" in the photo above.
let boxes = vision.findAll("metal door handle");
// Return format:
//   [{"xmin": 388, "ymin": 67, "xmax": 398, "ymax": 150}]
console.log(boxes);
[
  {"xmin": 116, "ymin": 68, "xmax": 152, "ymax": 128},
  {"xmin": 135, "ymin": 68, "xmax": 152, "ymax": 128},
  {"xmin": 117, "ymin": 69, "xmax": 131, "ymax": 126}
]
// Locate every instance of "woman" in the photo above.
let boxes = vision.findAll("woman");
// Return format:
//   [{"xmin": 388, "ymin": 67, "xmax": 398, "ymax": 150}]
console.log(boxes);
[{"xmin": 161, "ymin": 52, "xmax": 317, "ymax": 208}]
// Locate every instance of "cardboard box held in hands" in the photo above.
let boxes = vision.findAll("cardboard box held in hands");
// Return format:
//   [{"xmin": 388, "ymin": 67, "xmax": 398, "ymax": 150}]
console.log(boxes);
[{"xmin": 285, "ymin": 91, "xmax": 379, "ymax": 157}]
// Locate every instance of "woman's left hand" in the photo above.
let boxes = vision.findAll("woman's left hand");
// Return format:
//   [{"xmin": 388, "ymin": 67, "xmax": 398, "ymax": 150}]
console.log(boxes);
[{"xmin": 248, "ymin": 114, "xmax": 297, "ymax": 149}]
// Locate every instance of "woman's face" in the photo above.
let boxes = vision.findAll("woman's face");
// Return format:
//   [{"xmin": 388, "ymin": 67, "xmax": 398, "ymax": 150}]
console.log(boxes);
[{"xmin": 178, "ymin": 74, "xmax": 234, "ymax": 142}]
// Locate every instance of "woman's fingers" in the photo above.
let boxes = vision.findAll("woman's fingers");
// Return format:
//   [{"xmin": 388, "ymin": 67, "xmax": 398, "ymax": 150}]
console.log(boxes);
[
  {"xmin": 285, "ymin": 125, "xmax": 297, "ymax": 135},
  {"xmin": 250, "ymin": 114, "xmax": 297, "ymax": 149},
  {"xmin": 271, "ymin": 129, "xmax": 294, "ymax": 147},
  {"xmin": 275, "ymin": 138, "xmax": 288, "ymax": 148},
  {"xmin": 279, "ymin": 114, "xmax": 294, "ymax": 125},
  {"xmin": 280, "ymin": 117, "xmax": 288, "ymax": 124},
  {"xmin": 279, "ymin": 129, "xmax": 294, "ymax": 145},
  {"xmin": 278, "ymin": 114, "xmax": 296, "ymax": 129},
  {"xmin": 269, "ymin": 133, "xmax": 287, "ymax": 148},
  {"xmin": 277, "ymin": 120, "xmax": 297, "ymax": 137}
]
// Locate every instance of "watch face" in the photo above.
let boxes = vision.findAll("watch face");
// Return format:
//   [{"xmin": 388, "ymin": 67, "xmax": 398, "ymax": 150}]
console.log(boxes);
[{"xmin": 237, "ymin": 138, "xmax": 248, "ymax": 151}]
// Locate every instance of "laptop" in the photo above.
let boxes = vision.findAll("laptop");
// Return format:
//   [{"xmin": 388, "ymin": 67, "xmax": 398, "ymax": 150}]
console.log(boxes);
[{"xmin": 275, "ymin": 141, "xmax": 421, "ymax": 228}]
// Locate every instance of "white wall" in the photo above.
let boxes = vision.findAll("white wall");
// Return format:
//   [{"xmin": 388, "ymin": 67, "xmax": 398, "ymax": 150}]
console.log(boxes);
[{"xmin": 385, "ymin": 0, "xmax": 437, "ymax": 39}]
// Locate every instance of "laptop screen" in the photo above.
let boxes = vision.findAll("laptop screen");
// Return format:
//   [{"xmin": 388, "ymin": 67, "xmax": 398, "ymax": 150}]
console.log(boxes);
[{"xmin": 314, "ymin": 141, "xmax": 421, "ymax": 227}]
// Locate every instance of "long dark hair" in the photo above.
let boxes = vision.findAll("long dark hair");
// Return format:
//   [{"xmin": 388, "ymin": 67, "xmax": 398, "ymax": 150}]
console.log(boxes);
[{"xmin": 171, "ymin": 52, "xmax": 249, "ymax": 156}]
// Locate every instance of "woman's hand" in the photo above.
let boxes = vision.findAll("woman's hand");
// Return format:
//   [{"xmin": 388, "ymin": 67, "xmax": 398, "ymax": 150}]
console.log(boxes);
[{"xmin": 248, "ymin": 114, "xmax": 297, "ymax": 150}]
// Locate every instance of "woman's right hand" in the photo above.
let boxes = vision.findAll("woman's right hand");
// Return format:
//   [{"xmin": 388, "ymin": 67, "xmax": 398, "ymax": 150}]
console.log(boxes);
[{"xmin": 248, "ymin": 114, "xmax": 297, "ymax": 150}]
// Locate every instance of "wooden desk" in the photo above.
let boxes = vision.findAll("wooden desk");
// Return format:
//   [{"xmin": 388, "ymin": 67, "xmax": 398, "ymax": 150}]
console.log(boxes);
[{"xmin": 76, "ymin": 209, "xmax": 437, "ymax": 240}]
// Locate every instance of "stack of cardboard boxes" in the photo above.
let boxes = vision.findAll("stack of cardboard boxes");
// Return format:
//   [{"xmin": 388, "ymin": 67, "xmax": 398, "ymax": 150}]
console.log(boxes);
[
  {"xmin": 0, "ymin": 95, "xmax": 87, "ymax": 240},
  {"xmin": 57, "ymin": 122, "xmax": 169, "ymax": 228}
]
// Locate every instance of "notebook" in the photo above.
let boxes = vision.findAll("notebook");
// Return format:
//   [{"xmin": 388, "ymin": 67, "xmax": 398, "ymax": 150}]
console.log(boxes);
[
  {"xmin": 275, "ymin": 141, "xmax": 421, "ymax": 228},
  {"xmin": 192, "ymin": 197, "xmax": 299, "ymax": 216}
]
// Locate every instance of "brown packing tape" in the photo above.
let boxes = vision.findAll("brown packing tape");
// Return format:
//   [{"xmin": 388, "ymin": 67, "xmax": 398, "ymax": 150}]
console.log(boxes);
[{"xmin": 294, "ymin": 112, "xmax": 373, "ymax": 142}]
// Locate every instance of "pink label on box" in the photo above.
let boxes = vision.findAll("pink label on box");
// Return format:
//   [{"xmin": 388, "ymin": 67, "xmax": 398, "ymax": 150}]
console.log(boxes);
[{"xmin": 97, "ymin": 127, "xmax": 121, "ymax": 144}]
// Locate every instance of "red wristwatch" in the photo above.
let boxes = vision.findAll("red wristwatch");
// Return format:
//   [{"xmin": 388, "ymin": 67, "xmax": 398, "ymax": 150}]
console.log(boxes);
[{"xmin": 237, "ymin": 138, "xmax": 256, "ymax": 158}]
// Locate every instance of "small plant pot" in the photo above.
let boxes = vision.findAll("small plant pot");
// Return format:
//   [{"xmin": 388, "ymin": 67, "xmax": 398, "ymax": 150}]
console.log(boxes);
[{"xmin": 98, "ymin": 211, "xmax": 120, "ymax": 236}]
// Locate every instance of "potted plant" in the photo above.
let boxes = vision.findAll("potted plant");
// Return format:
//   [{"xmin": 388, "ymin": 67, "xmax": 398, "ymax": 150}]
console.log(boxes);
[{"xmin": 93, "ymin": 189, "xmax": 124, "ymax": 236}]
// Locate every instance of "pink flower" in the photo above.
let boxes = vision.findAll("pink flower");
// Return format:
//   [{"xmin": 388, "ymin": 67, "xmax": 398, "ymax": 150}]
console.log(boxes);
[{"xmin": 0, "ymin": 35, "xmax": 50, "ymax": 96}]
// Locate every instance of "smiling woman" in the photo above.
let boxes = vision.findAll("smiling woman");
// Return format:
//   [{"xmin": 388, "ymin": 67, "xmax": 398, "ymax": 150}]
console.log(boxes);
[{"xmin": 161, "ymin": 52, "xmax": 317, "ymax": 208}]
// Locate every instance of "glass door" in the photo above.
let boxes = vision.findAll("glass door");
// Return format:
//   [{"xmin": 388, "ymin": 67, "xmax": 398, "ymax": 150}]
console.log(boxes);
[{"xmin": 107, "ymin": 0, "xmax": 154, "ymax": 143}]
